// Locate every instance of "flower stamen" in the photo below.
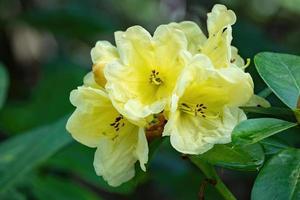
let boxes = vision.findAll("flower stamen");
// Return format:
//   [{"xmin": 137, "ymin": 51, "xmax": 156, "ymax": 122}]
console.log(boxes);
[
  {"xmin": 149, "ymin": 70, "xmax": 163, "ymax": 85},
  {"xmin": 179, "ymin": 103, "xmax": 207, "ymax": 118},
  {"xmin": 110, "ymin": 114, "xmax": 125, "ymax": 132}
]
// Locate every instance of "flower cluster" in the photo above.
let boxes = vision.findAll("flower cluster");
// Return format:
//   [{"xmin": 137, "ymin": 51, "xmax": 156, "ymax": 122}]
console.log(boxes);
[{"xmin": 67, "ymin": 4, "xmax": 255, "ymax": 187}]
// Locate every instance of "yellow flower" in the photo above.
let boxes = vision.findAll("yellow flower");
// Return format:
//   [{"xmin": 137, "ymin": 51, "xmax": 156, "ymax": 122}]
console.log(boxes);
[
  {"xmin": 169, "ymin": 4, "xmax": 247, "ymax": 69},
  {"xmin": 66, "ymin": 73, "xmax": 148, "ymax": 187},
  {"xmin": 163, "ymin": 53, "xmax": 253, "ymax": 154},
  {"xmin": 103, "ymin": 25, "xmax": 188, "ymax": 123}
]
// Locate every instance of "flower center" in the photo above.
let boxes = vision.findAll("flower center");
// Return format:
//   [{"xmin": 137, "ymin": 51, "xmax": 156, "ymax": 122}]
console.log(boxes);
[
  {"xmin": 110, "ymin": 114, "xmax": 125, "ymax": 132},
  {"xmin": 149, "ymin": 70, "xmax": 163, "ymax": 85},
  {"xmin": 179, "ymin": 103, "xmax": 207, "ymax": 118}
]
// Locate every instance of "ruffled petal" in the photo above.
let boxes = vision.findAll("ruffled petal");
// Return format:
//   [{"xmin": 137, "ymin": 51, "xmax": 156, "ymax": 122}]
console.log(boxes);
[
  {"xmin": 245, "ymin": 95, "xmax": 271, "ymax": 108},
  {"xmin": 66, "ymin": 86, "xmax": 120, "ymax": 147},
  {"xmin": 115, "ymin": 26, "xmax": 154, "ymax": 68},
  {"xmin": 104, "ymin": 61, "xmax": 166, "ymax": 124},
  {"xmin": 91, "ymin": 41, "xmax": 119, "ymax": 87},
  {"xmin": 93, "ymin": 127, "xmax": 148, "ymax": 187},
  {"xmin": 176, "ymin": 21, "xmax": 207, "ymax": 54},
  {"xmin": 164, "ymin": 106, "xmax": 246, "ymax": 155},
  {"xmin": 153, "ymin": 24, "xmax": 187, "ymax": 69},
  {"xmin": 207, "ymin": 4, "xmax": 236, "ymax": 36}
]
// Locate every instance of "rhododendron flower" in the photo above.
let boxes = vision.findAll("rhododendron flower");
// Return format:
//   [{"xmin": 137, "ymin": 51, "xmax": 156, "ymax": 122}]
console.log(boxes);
[
  {"xmin": 66, "ymin": 73, "xmax": 148, "ymax": 187},
  {"xmin": 103, "ymin": 25, "xmax": 188, "ymax": 123},
  {"xmin": 163, "ymin": 53, "xmax": 253, "ymax": 154},
  {"xmin": 66, "ymin": 3, "xmax": 257, "ymax": 187}
]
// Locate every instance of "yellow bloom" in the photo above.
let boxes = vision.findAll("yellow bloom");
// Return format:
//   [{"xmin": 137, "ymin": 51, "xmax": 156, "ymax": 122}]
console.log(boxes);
[
  {"xmin": 66, "ymin": 73, "xmax": 148, "ymax": 187},
  {"xmin": 163, "ymin": 53, "xmax": 253, "ymax": 154},
  {"xmin": 103, "ymin": 25, "xmax": 188, "ymax": 123},
  {"xmin": 169, "ymin": 4, "xmax": 247, "ymax": 69}
]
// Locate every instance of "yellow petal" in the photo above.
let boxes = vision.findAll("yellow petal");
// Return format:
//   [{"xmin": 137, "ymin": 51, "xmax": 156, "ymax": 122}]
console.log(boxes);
[
  {"xmin": 105, "ymin": 25, "xmax": 189, "ymax": 122},
  {"xmin": 91, "ymin": 41, "xmax": 118, "ymax": 64},
  {"xmin": 245, "ymin": 95, "xmax": 271, "ymax": 108},
  {"xmin": 93, "ymin": 127, "xmax": 148, "ymax": 187},
  {"xmin": 91, "ymin": 41, "xmax": 119, "ymax": 87},
  {"xmin": 201, "ymin": 26, "xmax": 232, "ymax": 68},
  {"xmin": 153, "ymin": 23, "xmax": 188, "ymax": 68},
  {"xmin": 164, "ymin": 106, "xmax": 246, "ymax": 155},
  {"xmin": 230, "ymin": 46, "xmax": 246, "ymax": 69},
  {"xmin": 83, "ymin": 72, "xmax": 103, "ymax": 89},
  {"xmin": 114, "ymin": 26, "xmax": 154, "ymax": 68},
  {"xmin": 168, "ymin": 21, "xmax": 207, "ymax": 54},
  {"xmin": 207, "ymin": 4, "xmax": 236, "ymax": 37},
  {"xmin": 66, "ymin": 86, "xmax": 121, "ymax": 147}
]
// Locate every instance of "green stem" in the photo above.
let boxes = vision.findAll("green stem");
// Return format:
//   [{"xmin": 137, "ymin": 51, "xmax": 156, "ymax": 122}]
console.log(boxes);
[{"xmin": 190, "ymin": 156, "xmax": 236, "ymax": 200}]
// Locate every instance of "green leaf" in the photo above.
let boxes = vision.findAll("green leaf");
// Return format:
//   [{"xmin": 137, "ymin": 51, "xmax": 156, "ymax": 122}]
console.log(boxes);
[
  {"xmin": 259, "ymin": 137, "xmax": 290, "ymax": 156},
  {"xmin": 255, "ymin": 52, "xmax": 300, "ymax": 109},
  {"xmin": 232, "ymin": 118, "xmax": 297, "ymax": 146},
  {"xmin": 31, "ymin": 176, "xmax": 102, "ymax": 200},
  {"xmin": 0, "ymin": 116, "xmax": 72, "ymax": 193},
  {"xmin": 0, "ymin": 63, "xmax": 9, "ymax": 109},
  {"xmin": 240, "ymin": 106, "xmax": 295, "ymax": 118},
  {"xmin": 251, "ymin": 148, "xmax": 300, "ymax": 200},
  {"xmin": 195, "ymin": 144, "xmax": 264, "ymax": 171}
]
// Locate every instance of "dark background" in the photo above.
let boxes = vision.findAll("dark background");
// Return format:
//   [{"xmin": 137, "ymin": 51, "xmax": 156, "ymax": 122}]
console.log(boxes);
[{"xmin": 0, "ymin": 0, "xmax": 300, "ymax": 199}]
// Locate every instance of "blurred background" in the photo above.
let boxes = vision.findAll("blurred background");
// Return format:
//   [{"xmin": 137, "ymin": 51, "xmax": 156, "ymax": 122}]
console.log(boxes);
[{"xmin": 0, "ymin": 0, "xmax": 300, "ymax": 199}]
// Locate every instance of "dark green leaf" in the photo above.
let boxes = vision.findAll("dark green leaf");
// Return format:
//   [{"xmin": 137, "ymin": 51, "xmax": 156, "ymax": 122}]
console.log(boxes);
[
  {"xmin": 232, "ymin": 118, "xmax": 297, "ymax": 146},
  {"xmin": 255, "ymin": 52, "xmax": 300, "ymax": 109},
  {"xmin": 241, "ymin": 106, "xmax": 295, "ymax": 118},
  {"xmin": 259, "ymin": 137, "xmax": 290, "ymax": 156},
  {"xmin": 31, "ymin": 176, "xmax": 102, "ymax": 200},
  {"xmin": 0, "ymin": 117, "xmax": 72, "ymax": 193},
  {"xmin": 251, "ymin": 148, "xmax": 300, "ymax": 200},
  {"xmin": 195, "ymin": 144, "xmax": 264, "ymax": 171},
  {"xmin": 0, "ymin": 63, "xmax": 8, "ymax": 109}
]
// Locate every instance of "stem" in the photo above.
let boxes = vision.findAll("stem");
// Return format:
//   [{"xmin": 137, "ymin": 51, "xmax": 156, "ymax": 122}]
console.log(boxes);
[{"xmin": 190, "ymin": 156, "xmax": 236, "ymax": 200}]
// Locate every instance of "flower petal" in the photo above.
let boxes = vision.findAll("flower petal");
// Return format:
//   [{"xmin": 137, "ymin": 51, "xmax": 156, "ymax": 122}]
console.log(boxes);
[
  {"xmin": 105, "ymin": 61, "xmax": 165, "ymax": 123},
  {"xmin": 91, "ymin": 41, "xmax": 118, "ymax": 64},
  {"xmin": 207, "ymin": 4, "xmax": 236, "ymax": 36},
  {"xmin": 201, "ymin": 26, "xmax": 233, "ymax": 68},
  {"xmin": 66, "ymin": 86, "xmax": 120, "ymax": 147},
  {"xmin": 153, "ymin": 24, "xmax": 188, "ymax": 69},
  {"xmin": 177, "ymin": 21, "xmax": 207, "ymax": 54},
  {"xmin": 91, "ymin": 41, "xmax": 119, "ymax": 87},
  {"xmin": 164, "ymin": 107, "xmax": 246, "ymax": 155},
  {"xmin": 115, "ymin": 26, "xmax": 154, "ymax": 68},
  {"xmin": 93, "ymin": 127, "xmax": 148, "ymax": 187}
]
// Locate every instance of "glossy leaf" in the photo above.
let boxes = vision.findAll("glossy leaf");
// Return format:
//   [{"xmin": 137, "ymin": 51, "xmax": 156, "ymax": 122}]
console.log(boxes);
[
  {"xmin": 259, "ymin": 137, "xmax": 290, "ymax": 156},
  {"xmin": 251, "ymin": 148, "xmax": 300, "ymax": 200},
  {"xmin": 0, "ymin": 63, "xmax": 8, "ymax": 109},
  {"xmin": 195, "ymin": 144, "xmax": 265, "ymax": 171},
  {"xmin": 0, "ymin": 117, "xmax": 72, "ymax": 193},
  {"xmin": 232, "ymin": 118, "xmax": 297, "ymax": 146},
  {"xmin": 255, "ymin": 52, "xmax": 300, "ymax": 109}
]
